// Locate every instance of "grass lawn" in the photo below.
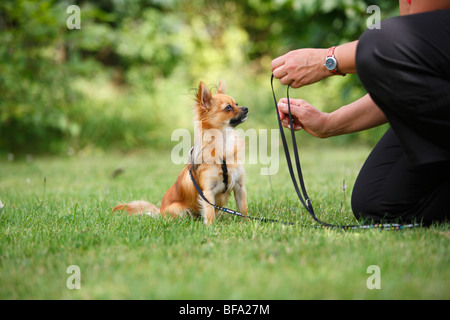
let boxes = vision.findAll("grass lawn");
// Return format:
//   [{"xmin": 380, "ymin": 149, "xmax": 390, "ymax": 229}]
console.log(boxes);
[{"xmin": 0, "ymin": 145, "xmax": 449, "ymax": 300}]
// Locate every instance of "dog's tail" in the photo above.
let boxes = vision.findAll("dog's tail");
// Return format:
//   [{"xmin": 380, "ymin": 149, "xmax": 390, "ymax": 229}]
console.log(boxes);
[{"xmin": 112, "ymin": 200, "xmax": 160, "ymax": 217}]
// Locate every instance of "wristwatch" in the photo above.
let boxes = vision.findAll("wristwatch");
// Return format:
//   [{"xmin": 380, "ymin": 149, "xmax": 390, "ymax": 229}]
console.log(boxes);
[{"xmin": 324, "ymin": 46, "xmax": 345, "ymax": 76}]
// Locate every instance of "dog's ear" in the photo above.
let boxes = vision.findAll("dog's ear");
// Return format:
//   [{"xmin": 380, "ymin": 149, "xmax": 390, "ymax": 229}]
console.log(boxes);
[
  {"xmin": 197, "ymin": 81, "xmax": 212, "ymax": 108},
  {"xmin": 217, "ymin": 79, "xmax": 226, "ymax": 94}
]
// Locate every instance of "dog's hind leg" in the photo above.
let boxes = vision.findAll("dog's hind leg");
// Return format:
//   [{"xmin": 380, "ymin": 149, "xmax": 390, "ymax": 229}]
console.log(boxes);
[{"xmin": 160, "ymin": 202, "xmax": 190, "ymax": 220}]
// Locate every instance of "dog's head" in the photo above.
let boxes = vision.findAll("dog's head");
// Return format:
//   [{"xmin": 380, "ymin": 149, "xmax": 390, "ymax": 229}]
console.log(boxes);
[{"xmin": 194, "ymin": 80, "xmax": 248, "ymax": 130}]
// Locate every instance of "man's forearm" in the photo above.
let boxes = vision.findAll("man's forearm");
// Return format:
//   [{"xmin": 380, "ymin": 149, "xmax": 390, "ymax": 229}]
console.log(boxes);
[
  {"xmin": 324, "ymin": 94, "xmax": 388, "ymax": 137},
  {"xmin": 334, "ymin": 41, "xmax": 358, "ymax": 75}
]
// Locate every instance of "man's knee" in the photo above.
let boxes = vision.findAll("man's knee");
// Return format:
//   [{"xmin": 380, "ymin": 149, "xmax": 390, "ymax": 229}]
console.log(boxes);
[{"xmin": 351, "ymin": 182, "xmax": 372, "ymax": 221}]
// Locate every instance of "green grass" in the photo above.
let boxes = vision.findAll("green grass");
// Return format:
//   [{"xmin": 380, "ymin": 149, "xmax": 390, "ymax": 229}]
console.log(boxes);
[{"xmin": 0, "ymin": 145, "xmax": 449, "ymax": 299}]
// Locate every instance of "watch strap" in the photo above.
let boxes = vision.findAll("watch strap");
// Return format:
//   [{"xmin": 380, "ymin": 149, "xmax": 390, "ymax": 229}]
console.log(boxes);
[{"xmin": 326, "ymin": 46, "xmax": 345, "ymax": 76}]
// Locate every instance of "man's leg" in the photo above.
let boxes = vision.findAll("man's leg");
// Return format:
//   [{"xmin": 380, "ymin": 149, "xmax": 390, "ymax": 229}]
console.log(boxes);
[{"xmin": 352, "ymin": 128, "xmax": 450, "ymax": 225}]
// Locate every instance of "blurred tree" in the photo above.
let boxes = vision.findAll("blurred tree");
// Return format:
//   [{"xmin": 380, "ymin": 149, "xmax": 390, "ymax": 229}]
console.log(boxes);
[{"xmin": 0, "ymin": 0, "xmax": 399, "ymax": 153}]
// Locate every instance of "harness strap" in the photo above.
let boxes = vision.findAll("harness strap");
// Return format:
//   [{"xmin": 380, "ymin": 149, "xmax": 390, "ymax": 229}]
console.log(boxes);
[{"xmin": 221, "ymin": 160, "xmax": 228, "ymax": 193}]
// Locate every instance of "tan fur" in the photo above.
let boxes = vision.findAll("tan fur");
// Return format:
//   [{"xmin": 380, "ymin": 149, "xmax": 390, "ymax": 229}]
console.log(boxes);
[
  {"xmin": 112, "ymin": 201, "xmax": 160, "ymax": 216},
  {"xmin": 113, "ymin": 80, "xmax": 248, "ymax": 225}
]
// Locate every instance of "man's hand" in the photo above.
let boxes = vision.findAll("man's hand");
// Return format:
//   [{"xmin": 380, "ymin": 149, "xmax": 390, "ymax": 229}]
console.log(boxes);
[
  {"xmin": 277, "ymin": 98, "xmax": 331, "ymax": 138},
  {"xmin": 271, "ymin": 48, "xmax": 330, "ymax": 88}
]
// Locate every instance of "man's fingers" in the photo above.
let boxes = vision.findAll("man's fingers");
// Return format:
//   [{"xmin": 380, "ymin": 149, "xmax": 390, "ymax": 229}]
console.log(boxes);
[
  {"xmin": 280, "ymin": 75, "xmax": 292, "ymax": 86},
  {"xmin": 271, "ymin": 55, "xmax": 286, "ymax": 72},
  {"xmin": 287, "ymin": 124, "xmax": 303, "ymax": 131},
  {"xmin": 278, "ymin": 109, "xmax": 286, "ymax": 121},
  {"xmin": 278, "ymin": 102, "xmax": 298, "ymax": 115},
  {"xmin": 279, "ymin": 102, "xmax": 304, "ymax": 125},
  {"xmin": 272, "ymin": 66, "xmax": 287, "ymax": 79}
]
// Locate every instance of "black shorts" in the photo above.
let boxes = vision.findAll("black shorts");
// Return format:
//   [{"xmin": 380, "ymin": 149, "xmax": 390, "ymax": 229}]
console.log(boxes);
[{"xmin": 352, "ymin": 10, "xmax": 450, "ymax": 224}]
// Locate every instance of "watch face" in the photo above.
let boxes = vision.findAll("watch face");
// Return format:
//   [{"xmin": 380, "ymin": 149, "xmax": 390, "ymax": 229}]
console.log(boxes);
[{"xmin": 325, "ymin": 57, "xmax": 337, "ymax": 71}]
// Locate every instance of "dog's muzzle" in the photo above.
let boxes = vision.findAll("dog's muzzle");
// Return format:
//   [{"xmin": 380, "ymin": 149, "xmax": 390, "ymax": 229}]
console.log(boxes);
[{"xmin": 229, "ymin": 107, "xmax": 248, "ymax": 127}]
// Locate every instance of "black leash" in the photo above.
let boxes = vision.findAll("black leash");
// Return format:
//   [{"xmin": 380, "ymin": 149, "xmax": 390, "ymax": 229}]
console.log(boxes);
[{"xmin": 270, "ymin": 74, "xmax": 420, "ymax": 230}]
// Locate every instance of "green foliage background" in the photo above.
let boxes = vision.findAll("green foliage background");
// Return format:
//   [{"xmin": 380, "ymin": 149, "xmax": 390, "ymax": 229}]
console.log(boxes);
[{"xmin": 0, "ymin": 0, "xmax": 398, "ymax": 154}]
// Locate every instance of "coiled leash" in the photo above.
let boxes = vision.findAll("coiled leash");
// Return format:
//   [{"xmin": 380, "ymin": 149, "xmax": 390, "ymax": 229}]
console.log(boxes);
[{"xmin": 187, "ymin": 75, "xmax": 420, "ymax": 230}]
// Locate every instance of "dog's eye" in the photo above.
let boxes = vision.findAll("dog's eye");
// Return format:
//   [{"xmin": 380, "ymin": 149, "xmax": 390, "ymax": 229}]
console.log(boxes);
[{"xmin": 225, "ymin": 104, "xmax": 233, "ymax": 111}]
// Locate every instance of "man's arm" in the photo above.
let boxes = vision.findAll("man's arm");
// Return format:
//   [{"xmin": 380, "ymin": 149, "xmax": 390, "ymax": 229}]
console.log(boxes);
[
  {"xmin": 333, "ymin": 41, "xmax": 358, "ymax": 75},
  {"xmin": 324, "ymin": 94, "xmax": 387, "ymax": 137},
  {"xmin": 277, "ymin": 94, "xmax": 387, "ymax": 138},
  {"xmin": 271, "ymin": 41, "xmax": 358, "ymax": 88}
]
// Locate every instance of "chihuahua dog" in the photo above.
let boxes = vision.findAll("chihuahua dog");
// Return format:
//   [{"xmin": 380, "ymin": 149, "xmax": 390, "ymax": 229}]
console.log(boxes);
[{"xmin": 113, "ymin": 80, "xmax": 248, "ymax": 225}]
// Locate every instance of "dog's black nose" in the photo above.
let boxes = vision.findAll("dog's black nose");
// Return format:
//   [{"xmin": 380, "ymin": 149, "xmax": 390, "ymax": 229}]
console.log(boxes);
[{"xmin": 242, "ymin": 107, "xmax": 248, "ymax": 113}]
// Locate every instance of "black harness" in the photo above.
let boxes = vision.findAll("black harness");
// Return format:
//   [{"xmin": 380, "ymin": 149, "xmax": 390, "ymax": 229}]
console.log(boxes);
[
  {"xmin": 189, "ymin": 146, "xmax": 229, "ymax": 194},
  {"xmin": 221, "ymin": 160, "xmax": 228, "ymax": 193}
]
